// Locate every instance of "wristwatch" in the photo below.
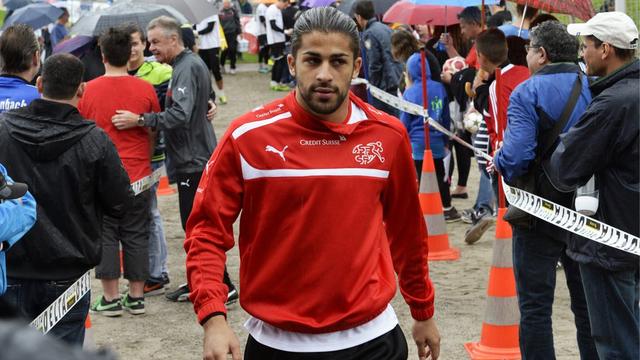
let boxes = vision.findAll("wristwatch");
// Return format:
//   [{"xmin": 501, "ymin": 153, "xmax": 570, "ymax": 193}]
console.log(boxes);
[{"xmin": 137, "ymin": 114, "xmax": 145, "ymax": 127}]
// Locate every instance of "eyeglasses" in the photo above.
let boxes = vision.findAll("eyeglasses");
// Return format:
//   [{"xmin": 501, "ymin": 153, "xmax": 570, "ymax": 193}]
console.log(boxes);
[{"xmin": 524, "ymin": 45, "xmax": 541, "ymax": 52}]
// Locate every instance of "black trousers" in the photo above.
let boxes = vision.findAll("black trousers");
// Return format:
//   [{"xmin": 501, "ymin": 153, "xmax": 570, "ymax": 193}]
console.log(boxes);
[
  {"xmin": 258, "ymin": 34, "xmax": 269, "ymax": 64},
  {"xmin": 177, "ymin": 171, "xmax": 235, "ymax": 291},
  {"xmin": 244, "ymin": 325, "xmax": 408, "ymax": 360},
  {"xmin": 270, "ymin": 42, "xmax": 287, "ymax": 83},
  {"xmin": 221, "ymin": 33, "xmax": 238, "ymax": 69},
  {"xmin": 415, "ymin": 158, "xmax": 451, "ymax": 208},
  {"xmin": 450, "ymin": 130, "xmax": 472, "ymax": 187},
  {"xmin": 199, "ymin": 48, "xmax": 222, "ymax": 82}
]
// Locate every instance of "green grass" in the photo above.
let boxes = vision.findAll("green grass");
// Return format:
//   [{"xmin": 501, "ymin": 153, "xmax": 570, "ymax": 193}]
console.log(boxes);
[{"xmin": 237, "ymin": 52, "xmax": 259, "ymax": 64}]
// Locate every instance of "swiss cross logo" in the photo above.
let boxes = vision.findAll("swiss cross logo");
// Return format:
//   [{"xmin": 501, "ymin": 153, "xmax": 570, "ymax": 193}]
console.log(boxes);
[{"xmin": 352, "ymin": 141, "xmax": 385, "ymax": 165}]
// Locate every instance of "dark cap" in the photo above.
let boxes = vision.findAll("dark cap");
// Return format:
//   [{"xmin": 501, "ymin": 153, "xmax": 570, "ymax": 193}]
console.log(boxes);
[{"xmin": 0, "ymin": 172, "xmax": 28, "ymax": 200}]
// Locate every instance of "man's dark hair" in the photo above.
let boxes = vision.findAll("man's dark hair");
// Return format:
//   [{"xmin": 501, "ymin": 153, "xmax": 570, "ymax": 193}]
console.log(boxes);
[
  {"xmin": 458, "ymin": 6, "xmax": 481, "ymax": 26},
  {"xmin": 476, "ymin": 28, "xmax": 508, "ymax": 64},
  {"xmin": 529, "ymin": 14, "xmax": 558, "ymax": 29},
  {"xmin": 353, "ymin": 0, "xmax": 375, "ymax": 20},
  {"xmin": 0, "ymin": 24, "xmax": 39, "ymax": 74},
  {"xmin": 291, "ymin": 7, "xmax": 360, "ymax": 59},
  {"xmin": 529, "ymin": 21, "xmax": 578, "ymax": 63},
  {"xmin": 58, "ymin": 7, "xmax": 69, "ymax": 19},
  {"xmin": 487, "ymin": 10, "xmax": 512, "ymax": 28},
  {"xmin": 516, "ymin": 4, "xmax": 538, "ymax": 19},
  {"xmin": 41, "ymin": 54, "xmax": 84, "ymax": 100},
  {"xmin": 506, "ymin": 35, "xmax": 528, "ymax": 66},
  {"xmin": 99, "ymin": 27, "xmax": 132, "ymax": 67},
  {"xmin": 586, "ymin": 35, "xmax": 637, "ymax": 62},
  {"xmin": 122, "ymin": 22, "xmax": 146, "ymax": 43}
]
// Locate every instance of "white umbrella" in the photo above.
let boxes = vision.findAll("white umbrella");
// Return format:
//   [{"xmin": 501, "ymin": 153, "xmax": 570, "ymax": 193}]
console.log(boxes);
[{"xmin": 134, "ymin": 0, "xmax": 219, "ymax": 24}]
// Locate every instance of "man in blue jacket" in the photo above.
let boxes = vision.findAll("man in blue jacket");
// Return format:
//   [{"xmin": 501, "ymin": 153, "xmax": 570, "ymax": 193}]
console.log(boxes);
[
  {"xmin": 400, "ymin": 52, "xmax": 460, "ymax": 221},
  {"xmin": 492, "ymin": 21, "xmax": 597, "ymax": 359},
  {"xmin": 353, "ymin": 0, "xmax": 403, "ymax": 116},
  {"xmin": 0, "ymin": 164, "xmax": 36, "ymax": 296},
  {"xmin": 549, "ymin": 12, "xmax": 639, "ymax": 359},
  {"xmin": 0, "ymin": 24, "xmax": 41, "ymax": 112}
]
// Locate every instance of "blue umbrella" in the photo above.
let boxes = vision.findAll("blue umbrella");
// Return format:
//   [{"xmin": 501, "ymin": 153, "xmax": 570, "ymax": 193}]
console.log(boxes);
[
  {"xmin": 3, "ymin": 0, "xmax": 42, "ymax": 11},
  {"xmin": 2, "ymin": 3, "xmax": 64, "ymax": 30}
]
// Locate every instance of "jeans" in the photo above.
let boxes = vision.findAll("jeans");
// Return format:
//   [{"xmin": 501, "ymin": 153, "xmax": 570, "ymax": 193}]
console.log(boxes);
[
  {"xmin": 149, "ymin": 161, "xmax": 168, "ymax": 280},
  {"xmin": 474, "ymin": 164, "xmax": 494, "ymax": 213},
  {"xmin": 579, "ymin": 263, "xmax": 639, "ymax": 359},
  {"xmin": 512, "ymin": 227, "xmax": 597, "ymax": 360},
  {"xmin": 3, "ymin": 277, "xmax": 90, "ymax": 346}
]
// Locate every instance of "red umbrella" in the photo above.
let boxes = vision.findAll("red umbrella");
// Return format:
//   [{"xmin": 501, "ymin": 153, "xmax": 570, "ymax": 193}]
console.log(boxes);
[
  {"xmin": 510, "ymin": 0, "xmax": 594, "ymax": 21},
  {"xmin": 383, "ymin": 2, "xmax": 464, "ymax": 25}
]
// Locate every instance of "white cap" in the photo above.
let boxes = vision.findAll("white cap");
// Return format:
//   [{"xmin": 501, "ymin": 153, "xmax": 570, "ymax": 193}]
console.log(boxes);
[{"xmin": 567, "ymin": 12, "xmax": 638, "ymax": 50}]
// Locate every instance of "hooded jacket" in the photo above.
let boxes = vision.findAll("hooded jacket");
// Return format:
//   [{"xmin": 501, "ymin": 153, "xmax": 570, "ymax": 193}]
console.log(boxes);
[
  {"xmin": 0, "ymin": 165, "xmax": 36, "ymax": 295},
  {"xmin": 549, "ymin": 59, "xmax": 639, "ymax": 271},
  {"xmin": 400, "ymin": 52, "xmax": 451, "ymax": 160},
  {"xmin": 0, "ymin": 99, "xmax": 133, "ymax": 281}
]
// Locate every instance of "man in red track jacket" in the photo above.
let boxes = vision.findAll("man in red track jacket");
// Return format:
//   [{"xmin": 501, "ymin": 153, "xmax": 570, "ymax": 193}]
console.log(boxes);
[{"xmin": 185, "ymin": 7, "xmax": 440, "ymax": 360}]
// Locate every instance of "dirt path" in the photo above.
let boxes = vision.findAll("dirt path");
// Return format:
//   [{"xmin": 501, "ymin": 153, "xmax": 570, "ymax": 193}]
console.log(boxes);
[{"xmin": 90, "ymin": 67, "xmax": 581, "ymax": 359}]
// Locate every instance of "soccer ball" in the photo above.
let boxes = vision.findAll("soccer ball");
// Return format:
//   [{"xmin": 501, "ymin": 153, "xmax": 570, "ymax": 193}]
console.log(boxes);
[
  {"xmin": 463, "ymin": 105, "xmax": 484, "ymax": 134},
  {"xmin": 443, "ymin": 56, "xmax": 468, "ymax": 75}
]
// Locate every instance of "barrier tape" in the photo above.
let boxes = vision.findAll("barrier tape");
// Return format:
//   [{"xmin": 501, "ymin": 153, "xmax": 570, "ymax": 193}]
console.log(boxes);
[
  {"xmin": 30, "ymin": 166, "xmax": 165, "ymax": 334},
  {"xmin": 354, "ymin": 78, "xmax": 640, "ymax": 256}
]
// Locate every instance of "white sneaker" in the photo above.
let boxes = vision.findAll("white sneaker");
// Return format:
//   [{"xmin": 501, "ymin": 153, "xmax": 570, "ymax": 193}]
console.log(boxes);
[{"xmin": 229, "ymin": 68, "xmax": 237, "ymax": 75}]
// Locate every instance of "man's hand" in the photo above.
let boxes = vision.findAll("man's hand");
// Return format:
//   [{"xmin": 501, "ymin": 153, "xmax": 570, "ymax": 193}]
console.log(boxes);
[
  {"xmin": 112, "ymin": 110, "xmax": 139, "ymax": 130},
  {"xmin": 412, "ymin": 318, "xmax": 441, "ymax": 360},
  {"xmin": 207, "ymin": 100, "xmax": 217, "ymax": 122},
  {"xmin": 203, "ymin": 315, "xmax": 241, "ymax": 360}
]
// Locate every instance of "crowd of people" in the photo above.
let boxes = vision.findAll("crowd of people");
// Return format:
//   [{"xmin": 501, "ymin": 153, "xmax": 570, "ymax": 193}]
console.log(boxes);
[{"xmin": 0, "ymin": 1, "xmax": 638, "ymax": 360}]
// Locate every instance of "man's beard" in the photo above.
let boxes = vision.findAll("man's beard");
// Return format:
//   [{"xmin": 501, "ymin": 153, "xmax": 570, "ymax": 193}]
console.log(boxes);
[{"xmin": 297, "ymin": 81, "xmax": 349, "ymax": 115}]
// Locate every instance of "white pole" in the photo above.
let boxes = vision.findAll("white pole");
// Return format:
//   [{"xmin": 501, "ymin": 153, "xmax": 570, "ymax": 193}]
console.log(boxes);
[
  {"xmin": 518, "ymin": 2, "xmax": 527, "ymax": 37},
  {"xmin": 615, "ymin": 0, "xmax": 626, "ymax": 13}
]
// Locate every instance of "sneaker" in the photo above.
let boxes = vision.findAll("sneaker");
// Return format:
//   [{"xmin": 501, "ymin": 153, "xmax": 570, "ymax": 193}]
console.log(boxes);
[
  {"xmin": 258, "ymin": 67, "xmax": 269, "ymax": 74},
  {"xmin": 166, "ymin": 283, "xmax": 190, "ymax": 302},
  {"xmin": 219, "ymin": 95, "xmax": 228, "ymax": 105},
  {"xmin": 90, "ymin": 296, "xmax": 123, "ymax": 317},
  {"xmin": 461, "ymin": 208, "xmax": 475, "ymax": 224},
  {"xmin": 464, "ymin": 217, "xmax": 493, "ymax": 244},
  {"xmin": 122, "ymin": 293, "xmax": 145, "ymax": 315},
  {"xmin": 226, "ymin": 288, "xmax": 239, "ymax": 306},
  {"xmin": 444, "ymin": 207, "xmax": 461, "ymax": 223},
  {"xmin": 144, "ymin": 278, "xmax": 166, "ymax": 296},
  {"xmin": 229, "ymin": 68, "xmax": 237, "ymax": 75}
]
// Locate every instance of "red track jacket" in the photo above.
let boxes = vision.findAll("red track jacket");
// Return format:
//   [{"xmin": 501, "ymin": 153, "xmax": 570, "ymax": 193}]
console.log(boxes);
[{"xmin": 185, "ymin": 91, "xmax": 435, "ymax": 333}]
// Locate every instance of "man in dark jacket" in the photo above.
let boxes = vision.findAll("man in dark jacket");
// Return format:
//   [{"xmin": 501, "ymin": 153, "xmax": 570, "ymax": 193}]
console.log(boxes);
[
  {"xmin": 492, "ymin": 21, "xmax": 598, "ymax": 359},
  {"xmin": 0, "ymin": 54, "xmax": 132, "ymax": 346},
  {"xmin": 219, "ymin": 0, "xmax": 242, "ymax": 74},
  {"xmin": 353, "ymin": 0, "xmax": 403, "ymax": 116},
  {"xmin": 549, "ymin": 12, "xmax": 639, "ymax": 359}
]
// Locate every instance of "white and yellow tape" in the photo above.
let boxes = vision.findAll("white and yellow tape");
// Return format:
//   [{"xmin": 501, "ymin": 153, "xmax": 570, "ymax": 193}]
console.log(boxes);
[{"xmin": 354, "ymin": 78, "xmax": 640, "ymax": 256}]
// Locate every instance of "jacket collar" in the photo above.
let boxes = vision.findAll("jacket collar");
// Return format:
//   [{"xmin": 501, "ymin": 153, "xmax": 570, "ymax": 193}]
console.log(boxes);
[
  {"xmin": 0, "ymin": 74, "xmax": 31, "ymax": 84},
  {"xmin": 19, "ymin": 99, "xmax": 83, "ymax": 122},
  {"xmin": 171, "ymin": 49, "xmax": 191, "ymax": 66},
  {"xmin": 365, "ymin": 17, "xmax": 378, "ymax": 30},
  {"xmin": 535, "ymin": 62, "xmax": 580, "ymax": 76},
  {"xmin": 590, "ymin": 59, "xmax": 639, "ymax": 96}
]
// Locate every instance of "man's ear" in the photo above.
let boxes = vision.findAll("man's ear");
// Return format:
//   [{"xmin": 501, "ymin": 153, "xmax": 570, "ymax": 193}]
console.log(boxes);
[
  {"xmin": 353, "ymin": 56, "xmax": 362, "ymax": 79},
  {"xmin": 287, "ymin": 53, "xmax": 296, "ymax": 77},
  {"xmin": 601, "ymin": 43, "xmax": 613, "ymax": 61},
  {"xmin": 538, "ymin": 46, "xmax": 549, "ymax": 67},
  {"xmin": 36, "ymin": 76, "xmax": 44, "ymax": 94},
  {"xmin": 76, "ymin": 82, "xmax": 86, "ymax": 99},
  {"xmin": 32, "ymin": 50, "xmax": 40, "ymax": 68}
]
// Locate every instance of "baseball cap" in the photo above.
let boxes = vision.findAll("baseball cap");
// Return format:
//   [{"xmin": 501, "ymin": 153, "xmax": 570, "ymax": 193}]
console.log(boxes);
[
  {"xmin": 0, "ymin": 172, "xmax": 28, "ymax": 200},
  {"xmin": 567, "ymin": 11, "xmax": 639, "ymax": 50}
]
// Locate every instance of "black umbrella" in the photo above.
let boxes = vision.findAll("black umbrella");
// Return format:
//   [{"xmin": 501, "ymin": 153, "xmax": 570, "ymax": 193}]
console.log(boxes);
[
  {"xmin": 337, "ymin": 0, "xmax": 398, "ymax": 16},
  {"xmin": 2, "ymin": 3, "xmax": 64, "ymax": 30},
  {"xmin": 70, "ymin": 2, "xmax": 189, "ymax": 37}
]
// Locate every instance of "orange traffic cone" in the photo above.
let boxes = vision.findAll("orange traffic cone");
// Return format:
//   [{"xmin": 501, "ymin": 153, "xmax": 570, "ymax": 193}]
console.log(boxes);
[
  {"xmin": 157, "ymin": 175, "xmax": 176, "ymax": 196},
  {"xmin": 83, "ymin": 315, "xmax": 95, "ymax": 350},
  {"xmin": 419, "ymin": 149, "xmax": 460, "ymax": 261},
  {"xmin": 464, "ymin": 207, "xmax": 521, "ymax": 359}
]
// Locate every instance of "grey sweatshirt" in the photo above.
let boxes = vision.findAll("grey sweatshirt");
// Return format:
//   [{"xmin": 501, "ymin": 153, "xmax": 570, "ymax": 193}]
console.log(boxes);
[{"xmin": 143, "ymin": 49, "xmax": 216, "ymax": 174}]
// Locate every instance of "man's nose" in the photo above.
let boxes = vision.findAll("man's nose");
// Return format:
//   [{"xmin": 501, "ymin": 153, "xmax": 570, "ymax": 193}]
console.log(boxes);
[{"xmin": 315, "ymin": 61, "xmax": 333, "ymax": 82}]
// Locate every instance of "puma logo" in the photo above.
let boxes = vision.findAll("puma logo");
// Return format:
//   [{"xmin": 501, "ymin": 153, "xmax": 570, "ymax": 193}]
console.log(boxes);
[
  {"xmin": 180, "ymin": 179, "xmax": 190, "ymax": 187},
  {"xmin": 265, "ymin": 145, "xmax": 288, "ymax": 161},
  {"xmin": 177, "ymin": 87, "xmax": 186, "ymax": 95}
]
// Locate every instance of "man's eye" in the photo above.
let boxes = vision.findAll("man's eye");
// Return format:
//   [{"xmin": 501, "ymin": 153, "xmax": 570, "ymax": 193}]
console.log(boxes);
[
  {"xmin": 305, "ymin": 58, "xmax": 320, "ymax": 65},
  {"xmin": 331, "ymin": 59, "xmax": 346, "ymax": 66}
]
